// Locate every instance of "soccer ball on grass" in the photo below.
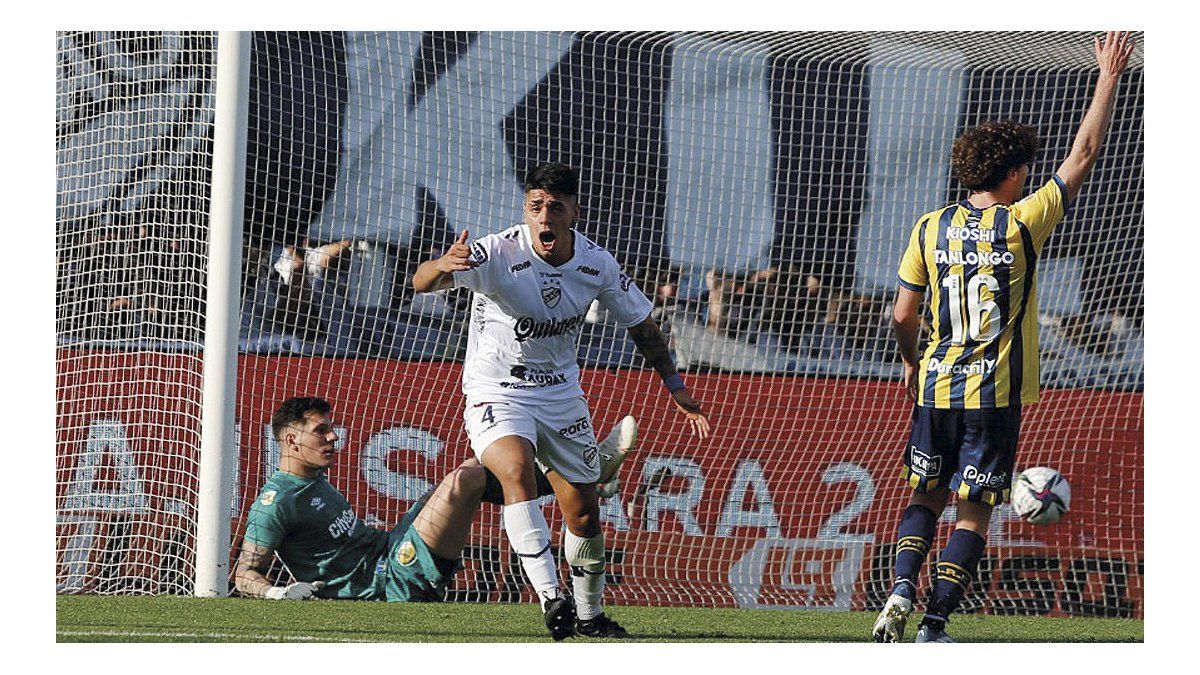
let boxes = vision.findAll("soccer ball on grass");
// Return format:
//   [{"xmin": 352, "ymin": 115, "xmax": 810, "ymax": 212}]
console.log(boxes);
[{"xmin": 1010, "ymin": 466, "xmax": 1071, "ymax": 525}]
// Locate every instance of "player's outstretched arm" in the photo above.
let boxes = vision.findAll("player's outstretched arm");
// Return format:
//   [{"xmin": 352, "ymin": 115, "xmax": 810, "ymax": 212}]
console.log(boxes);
[
  {"xmin": 627, "ymin": 317, "xmax": 711, "ymax": 439},
  {"xmin": 1056, "ymin": 31, "xmax": 1135, "ymax": 203},
  {"xmin": 412, "ymin": 229, "xmax": 476, "ymax": 293},
  {"xmin": 234, "ymin": 541, "xmax": 325, "ymax": 600}
]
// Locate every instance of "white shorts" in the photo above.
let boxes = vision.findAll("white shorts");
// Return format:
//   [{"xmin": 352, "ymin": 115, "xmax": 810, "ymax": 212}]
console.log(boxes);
[{"xmin": 463, "ymin": 397, "xmax": 600, "ymax": 483}]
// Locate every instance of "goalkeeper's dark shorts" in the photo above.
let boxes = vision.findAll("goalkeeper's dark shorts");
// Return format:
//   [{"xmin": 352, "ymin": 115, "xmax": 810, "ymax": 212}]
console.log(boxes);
[
  {"xmin": 375, "ymin": 501, "xmax": 461, "ymax": 602},
  {"xmin": 900, "ymin": 404, "xmax": 1022, "ymax": 505}
]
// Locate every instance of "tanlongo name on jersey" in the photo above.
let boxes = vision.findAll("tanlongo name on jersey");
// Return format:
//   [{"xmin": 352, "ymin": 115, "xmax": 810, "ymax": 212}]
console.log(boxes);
[{"xmin": 933, "ymin": 250, "xmax": 1015, "ymax": 266}]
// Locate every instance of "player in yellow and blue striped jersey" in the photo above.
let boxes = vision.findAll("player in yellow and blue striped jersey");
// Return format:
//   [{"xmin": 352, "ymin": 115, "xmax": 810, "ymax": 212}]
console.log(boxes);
[{"xmin": 872, "ymin": 32, "xmax": 1136, "ymax": 643}]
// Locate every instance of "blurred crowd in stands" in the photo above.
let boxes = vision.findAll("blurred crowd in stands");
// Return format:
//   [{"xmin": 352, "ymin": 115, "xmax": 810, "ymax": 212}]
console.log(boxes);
[
  {"xmin": 56, "ymin": 222, "xmax": 208, "ymax": 344},
  {"xmin": 54, "ymin": 225, "xmax": 1143, "ymax": 390}
]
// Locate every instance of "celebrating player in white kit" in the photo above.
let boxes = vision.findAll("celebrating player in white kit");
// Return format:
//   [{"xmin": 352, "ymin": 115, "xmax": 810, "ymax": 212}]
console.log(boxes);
[{"xmin": 413, "ymin": 162, "xmax": 711, "ymax": 640}]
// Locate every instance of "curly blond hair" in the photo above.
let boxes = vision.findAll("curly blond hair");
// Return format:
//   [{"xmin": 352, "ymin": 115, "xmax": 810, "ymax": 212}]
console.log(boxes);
[{"xmin": 951, "ymin": 120, "xmax": 1039, "ymax": 192}]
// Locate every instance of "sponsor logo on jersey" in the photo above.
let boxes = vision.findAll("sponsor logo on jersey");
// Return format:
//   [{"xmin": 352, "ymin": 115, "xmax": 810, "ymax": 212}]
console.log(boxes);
[
  {"xmin": 909, "ymin": 447, "xmax": 941, "ymax": 477},
  {"xmin": 558, "ymin": 416, "xmax": 592, "ymax": 438},
  {"xmin": 396, "ymin": 540, "xmax": 418, "ymax": 566},
  {"xmin": 576, "ymin": 265, "xmax": 600, "ymax": 277},
  {"xmin": 513, "ymin": 313, "xmax": 586, "ymax": 341},
  {"xmin": 510, "ymin": 260, "xmax": 532, "ymax": 273},
  {"xmin": 470, "ymin": 242, "xmax": 489, "ymax": 265},
  {"xmin": 259, "ymin": 490, "xmax": 277, "ymax": 506},
  {"xmin": 962, "ymin": 464, "xmax": 1008, "ymax": 488},
  {"xmin": 926, "ymin": 357, "xmax": 997, "ymax": 375},
  {"xmin": 947, "ymin": 226, "xmax": 997, "ymax": 243},
  {"xmin": 310, "ymin": 497, "xmax": 325, "ymax": 511},
  {"xmin": 503, "ymin": 365, "xmax": 568, "ymax": 388},
  {"xmin": 328, "ymin": 508, "xmax": 358, "ymax": 539},
  {"xmin": 933, "ymin": 249, "xmax": 1015, "ymax": 266}
]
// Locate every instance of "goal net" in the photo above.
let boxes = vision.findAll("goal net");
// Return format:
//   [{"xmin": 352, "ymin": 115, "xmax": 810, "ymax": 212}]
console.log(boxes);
[{"xmin": 56, "ymin": 31, "xmax": 1144, "ymax": 618}]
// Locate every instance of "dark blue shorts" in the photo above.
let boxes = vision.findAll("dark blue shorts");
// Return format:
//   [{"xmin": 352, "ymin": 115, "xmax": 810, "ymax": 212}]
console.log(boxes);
[{"xmin": 901, "ymin": 404, "xmax": 1021, "ymax": 505}]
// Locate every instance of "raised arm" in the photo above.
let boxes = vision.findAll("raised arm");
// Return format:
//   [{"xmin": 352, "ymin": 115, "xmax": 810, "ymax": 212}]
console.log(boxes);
[
  {"xmin": 412, "ymin": 230, "xmax": 476, "ymax": 294},
  {"xmin": 627, "ymin": 316, "xmax": 711, "ymax": 439},
  {"xmin": 1055, "ymin": 31, "xmax": 1135, "ymax": 203},
  {"xmin": 234, "ymin": 541, "xmax": 324, "ymax": 600}
]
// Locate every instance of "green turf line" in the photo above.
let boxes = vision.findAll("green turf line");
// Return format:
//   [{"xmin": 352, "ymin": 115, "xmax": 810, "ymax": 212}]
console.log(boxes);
[{"xmin": 56, "ymin": 596, "xmax": 1144, "ymax": 643}]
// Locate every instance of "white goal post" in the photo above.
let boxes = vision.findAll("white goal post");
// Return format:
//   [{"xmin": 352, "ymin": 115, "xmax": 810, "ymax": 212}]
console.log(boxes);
[{"xmin": 56, "ymin": 31, "xmax": 1144, "ymax": 617}]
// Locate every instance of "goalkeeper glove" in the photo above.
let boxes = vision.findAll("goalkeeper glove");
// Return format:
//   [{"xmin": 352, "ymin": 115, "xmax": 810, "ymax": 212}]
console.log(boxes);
[{"xmin": 265, "ymin": 580, "xmax": 326, "ymax": 600}]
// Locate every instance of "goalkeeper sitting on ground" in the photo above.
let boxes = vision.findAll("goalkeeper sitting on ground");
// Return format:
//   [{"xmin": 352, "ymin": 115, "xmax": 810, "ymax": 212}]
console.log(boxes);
[{"xmin": 234, "ymin": 396, "xmax": 634, "ymax": 603}]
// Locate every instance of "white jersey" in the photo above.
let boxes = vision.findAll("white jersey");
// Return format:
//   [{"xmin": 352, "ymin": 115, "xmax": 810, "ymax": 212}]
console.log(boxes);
[{"xmin": 452, "ymin": 224, "xmax": 654, "ymax": 404}]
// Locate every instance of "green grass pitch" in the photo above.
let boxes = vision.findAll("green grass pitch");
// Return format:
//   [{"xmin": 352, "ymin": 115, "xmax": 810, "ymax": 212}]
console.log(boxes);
[{"xmin": 57, "ymin": 596, "xmax": 1143, "ymax": 643}]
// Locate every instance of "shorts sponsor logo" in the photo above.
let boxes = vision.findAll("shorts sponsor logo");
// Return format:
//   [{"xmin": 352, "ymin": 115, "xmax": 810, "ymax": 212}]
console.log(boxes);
[
  {"xmin": 576, "ymin": 265, "xmax": 600, "ymax": 277},
  {"xmin": 396, "ymin": 540, "xmax": 417, "ymax": 566},
  {"xmin": 583, "ymin": 443, "xmax": 598, "ymax": 468},
  {"xmin": 926, "ymin": 357, "xmax": 996, "ymax": 376},
  {"xmin": 259, "ymin": 490, "xmax": 277, "ymax": 506},
  {"xmin": 558, "ymin": 416, "xmax": 592, "ymax": 438},
  {"xmin": 962, "ymin": 464, "xmax": 1008, "ymax": 488},
  {"xmin": 510, "ymin": 260, "xmax": 532, "ymax": 273},
  {"xmin": 909, "ymin": 447, "xmax": 941, "ymax": 477}
]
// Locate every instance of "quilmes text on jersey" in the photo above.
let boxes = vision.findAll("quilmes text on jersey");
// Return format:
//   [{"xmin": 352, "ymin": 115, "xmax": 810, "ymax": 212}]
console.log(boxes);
[{"xmin": 513, "ymin": 312, "xmax": 588, "ymax": 341}]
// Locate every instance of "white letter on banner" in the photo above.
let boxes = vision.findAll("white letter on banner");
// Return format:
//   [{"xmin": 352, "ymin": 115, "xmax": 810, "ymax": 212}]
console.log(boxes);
[
  {"xmin": 665, "ymin": 35, "xmax": 773, "ymax": 274},
  {"xmin": 311, "ymin": 32, "xmax": 575, "ymax": 244},
  {"xmin": 359, "ymin": 426, "xmax": 443, "ymax": 502},
  {"xmin": 64, "ymin": 419, "xmax": 147, "ymax": 512},
  {"xmin": 716, "ymin": 459, "xmax": 781, "ymax": 537},
  {"xmin": 599, "ymin": 492, "xmax": 630, "ymax": 532},
  {"xmin": 642, "ymin": 456, "xmax": 706, "ymax": 536}
]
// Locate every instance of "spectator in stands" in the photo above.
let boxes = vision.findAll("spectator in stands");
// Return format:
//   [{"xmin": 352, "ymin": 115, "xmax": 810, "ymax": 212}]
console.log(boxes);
[
  {"xmin": 269, "ymin": 238, "xmax": 354, "ymax": 342},
  {"xmin": 824, "ymin": 288, "xmax": 891, "ymax": 360}
]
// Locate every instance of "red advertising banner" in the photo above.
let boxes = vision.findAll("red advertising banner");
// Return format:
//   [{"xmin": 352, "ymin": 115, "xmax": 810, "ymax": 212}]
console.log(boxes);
[{"xmin": 56, "ymin": 352, "xmax": 1143, "ymax": 616}]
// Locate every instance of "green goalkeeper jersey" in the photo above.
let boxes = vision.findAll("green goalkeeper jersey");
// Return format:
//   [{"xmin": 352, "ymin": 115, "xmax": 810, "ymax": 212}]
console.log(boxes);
[{"xmin": 244, "ymin": 470, "xmax": 389, "ymax": 599}]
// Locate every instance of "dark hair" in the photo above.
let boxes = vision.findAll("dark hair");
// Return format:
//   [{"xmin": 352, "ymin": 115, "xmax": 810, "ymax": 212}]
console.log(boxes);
[
  {"xmin": 951, "ymin": 121, "xmax": 1039, "ymax": 192},
  {"xmin": 271, "ymin": 396, "xmax": 331, "ymax": 441},
  {"xmin": 524, "ymin": 162, "xmax": 578, "ymax": 197}
]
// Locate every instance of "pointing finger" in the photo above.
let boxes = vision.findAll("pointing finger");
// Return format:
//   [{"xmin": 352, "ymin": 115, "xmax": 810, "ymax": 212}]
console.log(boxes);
[{"xmin": 456, "ymin": 229, "xmax": 470, "ymax": 245}]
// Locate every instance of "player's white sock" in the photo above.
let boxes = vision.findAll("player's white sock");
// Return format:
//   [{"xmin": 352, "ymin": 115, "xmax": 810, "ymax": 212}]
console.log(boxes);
[
  {"xmin": 565, "ymin": 529, "xmax": 606, "ymax": 620},
  {"xmin": 502, "ymin": 499, "xmax": 561, "ymax": 608}
]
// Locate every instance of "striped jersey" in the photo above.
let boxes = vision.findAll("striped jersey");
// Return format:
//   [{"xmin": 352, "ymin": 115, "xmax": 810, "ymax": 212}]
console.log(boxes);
[{"xmin": 897, "ymin": 176, "xmax": 1069, "ymax": 409}]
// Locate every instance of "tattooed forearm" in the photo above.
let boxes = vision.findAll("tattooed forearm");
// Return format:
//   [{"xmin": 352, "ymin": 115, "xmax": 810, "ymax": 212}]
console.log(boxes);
[
  {"xmin": 234, "ymin": 542, "xmax": 277, "ymax": 598},
  {"xmin": 627, "ymin": 318, "xmax": 677, "ymax": 376}
]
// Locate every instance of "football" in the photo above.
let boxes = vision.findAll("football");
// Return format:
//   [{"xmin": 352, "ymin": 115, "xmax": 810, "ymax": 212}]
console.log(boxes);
[{"xmin": 1011, "ymin": 467, "xmax": 1071, "ymax": 525}]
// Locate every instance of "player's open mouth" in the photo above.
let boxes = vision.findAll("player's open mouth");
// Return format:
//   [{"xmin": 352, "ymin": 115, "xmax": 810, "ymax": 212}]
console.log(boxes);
[{"xmin": 538, "ymin": 230, "xmax": 556, "ymax": 252}]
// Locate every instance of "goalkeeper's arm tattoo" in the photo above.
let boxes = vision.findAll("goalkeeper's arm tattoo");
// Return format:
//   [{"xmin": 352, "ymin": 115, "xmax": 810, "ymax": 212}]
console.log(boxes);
[
  {"xmin": 234, "ymin": 541, "xmax": 278, "ymax": 598},
  {"xmin": 628, "ymin": 318, "xmax": 677, "ymax": 377}
]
